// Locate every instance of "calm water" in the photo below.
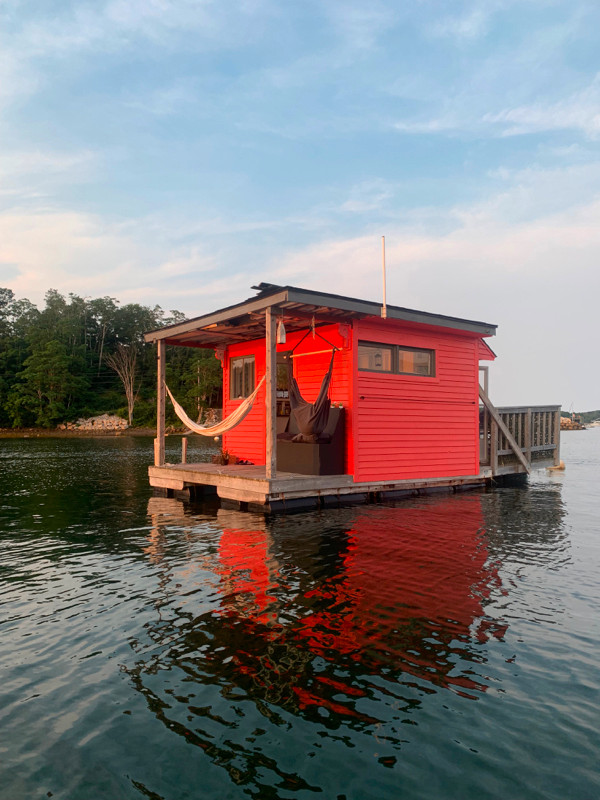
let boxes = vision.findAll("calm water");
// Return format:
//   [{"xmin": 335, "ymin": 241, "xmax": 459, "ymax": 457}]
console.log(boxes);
[{"xmin": 1, "ymin": 431, "xmax": 598, "ymax": 800}]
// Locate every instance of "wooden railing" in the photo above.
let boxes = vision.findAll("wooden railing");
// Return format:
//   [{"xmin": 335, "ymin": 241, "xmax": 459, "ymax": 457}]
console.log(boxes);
[{"xmin": 479, "ymin": 392, "xmax": 561, "ymax": 475}]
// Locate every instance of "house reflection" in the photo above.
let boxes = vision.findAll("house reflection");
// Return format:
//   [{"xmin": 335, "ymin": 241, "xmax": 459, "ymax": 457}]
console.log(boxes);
[
  {"xmin": 124, "ymin": 488, "xmax": 567, "ymax": 791},
  {"xmin": 142, "ymin": 494, "xmax": 510, "ymax": 714}
]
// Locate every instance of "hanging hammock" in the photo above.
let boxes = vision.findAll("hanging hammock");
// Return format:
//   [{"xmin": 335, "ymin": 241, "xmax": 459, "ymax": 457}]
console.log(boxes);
[
  {"xmin": 165, "ymin": 375, "xmax": 266, "ymax": 436},
  {"xmin": 287, "ymin": 350, "xmax": 335, "ymax": 437}
]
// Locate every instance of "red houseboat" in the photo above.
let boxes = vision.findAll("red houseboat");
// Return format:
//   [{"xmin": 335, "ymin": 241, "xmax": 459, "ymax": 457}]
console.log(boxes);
[{"xmin": 145, "ymin": 282, "xmax": 560, "ymax": 511}]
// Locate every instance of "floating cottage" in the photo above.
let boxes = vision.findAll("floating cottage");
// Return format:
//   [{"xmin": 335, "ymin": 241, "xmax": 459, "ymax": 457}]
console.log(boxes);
[{"xmin": 145, "ymin": 283, "xmax": 560, "ymax": 512}]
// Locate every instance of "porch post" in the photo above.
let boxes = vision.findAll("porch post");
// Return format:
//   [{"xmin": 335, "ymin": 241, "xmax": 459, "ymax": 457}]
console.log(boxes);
[
  {"xmin": 553, "ymin": 408, "xmax": 561, "ymax": 466},
  {"xmin": 265, "ymin": 306, "xmax": 277, "ymax": 479},
  {"xmin": 154, "ymin": 339, "xmax": 166, "ymax": 466}
]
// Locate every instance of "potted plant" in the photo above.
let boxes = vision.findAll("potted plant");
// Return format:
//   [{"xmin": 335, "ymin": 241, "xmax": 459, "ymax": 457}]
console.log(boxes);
[{"xmin": 211, "ymin": 448, "xmax": 236, "ymax": 465}]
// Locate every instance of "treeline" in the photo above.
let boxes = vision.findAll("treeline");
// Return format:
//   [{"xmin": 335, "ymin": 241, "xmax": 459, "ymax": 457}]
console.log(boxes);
[
  {"xmin": 561, "ymin": 409, "xmax": 600, "ymax": 423},
  {"xmin": 0, "ymin": 288, "xmax": 222, "ymax": 428}
]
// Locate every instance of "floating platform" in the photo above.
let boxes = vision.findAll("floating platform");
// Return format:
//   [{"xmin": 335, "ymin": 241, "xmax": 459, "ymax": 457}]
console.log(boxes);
[{"xmin": 148, "ymin": 462, "xmax": 510, "ymax": 513}]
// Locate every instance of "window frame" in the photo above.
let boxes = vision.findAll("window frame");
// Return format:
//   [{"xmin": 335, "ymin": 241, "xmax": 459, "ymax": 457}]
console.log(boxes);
[
  {"xmin": 357, "ymin": 341, "xmax": 395, "ymax": 374},
  {"xmin": 229, "ymin": 355, "xmax": 256, "ymax": 399},
  {"xmin": 358, "ymin": 340, "xmax": 436, "ymax": 378}
]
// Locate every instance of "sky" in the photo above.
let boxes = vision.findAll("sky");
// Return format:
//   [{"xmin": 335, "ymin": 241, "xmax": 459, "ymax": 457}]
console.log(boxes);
[{"xmin": 1, "ymin": 0, "xmax": 599, "ymax": 409}]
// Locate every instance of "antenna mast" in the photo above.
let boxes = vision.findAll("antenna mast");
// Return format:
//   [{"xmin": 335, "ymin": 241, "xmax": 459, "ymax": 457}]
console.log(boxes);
[{"xmin": 381, "ymin": 235, "xmax": 387, "ymax": 319}]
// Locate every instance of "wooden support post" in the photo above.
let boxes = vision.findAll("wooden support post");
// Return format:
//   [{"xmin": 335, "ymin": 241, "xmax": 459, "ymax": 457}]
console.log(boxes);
[
  {"xmin": 181, "ymin": 437, "xmax": 188, "ymax": 464},
  {"xmin": 155, "ymin": 339, "xmax": 166, "ymax": 466},
  {"xmin": 479, "ymin": 386, "xmax": 530, "ymax": 473},
  {"xmin": 479, "ymin": 365, "xmax": 489, "ymax": 397},
  {"xmin": 553, "ymin": 409, "xmax": 561, "ymax": 466},
  {"xmin": 265, "ymin": 307, "xmax": 277, "ymax": 479},
  {"xmin": 490, "ymin": 418, "xmax": 498, "ymax": 475},
  {"xmin": 524, "ymin": 408, "xmax": 532, "ymax": 464}
]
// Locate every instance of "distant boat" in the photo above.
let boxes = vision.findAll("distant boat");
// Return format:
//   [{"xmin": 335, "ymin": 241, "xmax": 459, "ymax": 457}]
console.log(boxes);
[{"xmin": 561, "ymin": 413, "xmax": 586, "ymax": 431}]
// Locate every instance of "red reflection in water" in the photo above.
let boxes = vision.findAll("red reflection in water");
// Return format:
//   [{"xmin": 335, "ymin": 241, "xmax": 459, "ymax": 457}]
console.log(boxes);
[
  {"xmin": 215, "ymin": 496, "xmax": 508, "ymax": 705},
  {"xmin": 218, "ymin": 529, "xmax": 278, "ymax": 625}
]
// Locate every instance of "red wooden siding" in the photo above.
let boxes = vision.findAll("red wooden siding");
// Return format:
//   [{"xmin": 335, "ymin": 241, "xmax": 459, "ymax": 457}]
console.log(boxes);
[
  {"xmin": 285, "ymin": 324, "xmax": 354, "ymax": 475},
  {"xmin": 478, "ymin": 339, "xmax": 496, "ymax": 361},
  {"xmin": 222, "ymin": 341, "xmax": 267, "ymax": 464},
  {"xmin": 222, "ymin": 316, "xmax": 490, "ymax": 481},
  {"xmin": 353, "ymin": 319, "xmax": 481, "ymax": 482},
  {"xmin": 222, "ymin": 324, "xmax": 355, "ymax": 471}
]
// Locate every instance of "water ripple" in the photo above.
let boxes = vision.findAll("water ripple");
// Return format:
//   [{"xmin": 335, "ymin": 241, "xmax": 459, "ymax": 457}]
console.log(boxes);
[{"xmin": 1, "ymin": 434, "xmax": 599, "ymax": 798}]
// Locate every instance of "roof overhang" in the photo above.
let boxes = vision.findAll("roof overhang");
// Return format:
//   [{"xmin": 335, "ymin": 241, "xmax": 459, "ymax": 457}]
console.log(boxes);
[
  {"xmin": 478, "ymin": 339, "xmax": 497, "ymax": 361},
  {"xmin": 144, "ymin": 283, "xmax": 497, "ymax": 348}
]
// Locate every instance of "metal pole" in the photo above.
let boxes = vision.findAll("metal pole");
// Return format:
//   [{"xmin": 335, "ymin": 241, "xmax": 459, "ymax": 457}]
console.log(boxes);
[
  {"xmin": 381, "ymin": 235, "xmax": 387, "ymax": 319},
  {"xmin": 265, "ymin": 307, "xmax": 277, "ymax": 479}
]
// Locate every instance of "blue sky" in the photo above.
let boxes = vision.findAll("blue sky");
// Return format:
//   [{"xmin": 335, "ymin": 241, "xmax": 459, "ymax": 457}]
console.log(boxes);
[{"xmin": 1, "ymin": 0, "xmax": 599, "ymax": 408}]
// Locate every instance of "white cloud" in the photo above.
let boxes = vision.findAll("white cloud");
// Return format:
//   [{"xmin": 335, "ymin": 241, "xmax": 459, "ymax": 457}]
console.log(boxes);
[
  {"xmin": 323, "ymin": 0, "xmax": 396, "ymax": 51},
  {"xmin": 0, "ymin": 149, "xmax": 98, "ymax": 198},
  {"xmin": 0, "ymin": 208, "xmax": 220, "ymax": 310},
  {"xmin": 2, "ymin": 159, "xmax": 599, "ymax": 408},
  {"xmin": 483, "ymin": 74, "xmax": 600, "ymax": 138},
  {"xmin": 339, "ymin": 179, "xmax": 396, "ymax": 213},
  {"xmin": 429, "ymin": 4, "xmax": 497, "ymax": 40},
  {"xmin": 265, "ymin": 164, "xmax": 600, "ymax": 408}
]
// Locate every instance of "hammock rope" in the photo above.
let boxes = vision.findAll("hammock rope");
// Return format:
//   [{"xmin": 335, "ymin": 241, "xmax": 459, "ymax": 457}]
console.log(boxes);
[{"xmin": 166, "ymin": 375, "xmax": 266, "ymax": 436}]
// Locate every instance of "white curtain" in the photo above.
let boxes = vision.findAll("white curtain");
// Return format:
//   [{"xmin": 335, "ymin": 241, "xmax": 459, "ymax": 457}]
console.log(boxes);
[{"xmin": 165, "ymin": 375, "xmax": 266, "ymax": 436}]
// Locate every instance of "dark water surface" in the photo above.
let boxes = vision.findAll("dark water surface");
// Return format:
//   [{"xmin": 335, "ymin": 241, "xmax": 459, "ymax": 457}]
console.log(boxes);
[{"xmin": 1, "ymin": 432, "xmax": 598, "ymax": 800}]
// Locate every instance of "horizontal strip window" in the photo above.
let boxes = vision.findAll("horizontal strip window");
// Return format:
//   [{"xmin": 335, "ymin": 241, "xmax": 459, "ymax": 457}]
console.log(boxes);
[
  {"xmin": 358, "ymin": 341, "xmax": 435, "ymax": 377},
  {"xmin": 230, "ymin": 356, "xmax": 255, "ymax": 399}
]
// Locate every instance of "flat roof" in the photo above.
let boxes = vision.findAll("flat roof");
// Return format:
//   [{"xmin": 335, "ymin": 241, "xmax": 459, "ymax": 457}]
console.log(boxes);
[{"xmin": 144, "ymin": 282, "xmax": 497, "ymax": 347}]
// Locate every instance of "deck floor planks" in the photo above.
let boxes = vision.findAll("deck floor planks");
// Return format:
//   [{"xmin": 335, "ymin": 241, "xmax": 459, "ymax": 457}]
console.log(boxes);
[{"xmin": 148, "ymin": 461, "xmax": 495, "ymax": 508}]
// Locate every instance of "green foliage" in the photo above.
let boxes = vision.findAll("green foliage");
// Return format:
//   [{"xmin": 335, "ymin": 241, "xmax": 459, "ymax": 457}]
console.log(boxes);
[
  {"xmin": 0, "ymin": 287, "xmax": 223, "ymax": 428},
  {"xmin": 166, "ymin": 347, "xmax": 222, "ymax": 423},
  {"xmin": 7, "ymin": 340, "xmax": 88, "ymax": 427},
  {"xmin": 561, "ymin": 409, "xmax": 600, "ymax": 423}
]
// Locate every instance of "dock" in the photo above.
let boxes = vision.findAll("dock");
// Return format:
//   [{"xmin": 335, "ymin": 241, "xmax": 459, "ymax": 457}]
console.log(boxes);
[
  {"xmin": 149, "ymin": 398, "xmax": 560, "ymax": 512},
  {"xmin": 149, "ymin": 461, "xmax": 494, "ymax": 512}
]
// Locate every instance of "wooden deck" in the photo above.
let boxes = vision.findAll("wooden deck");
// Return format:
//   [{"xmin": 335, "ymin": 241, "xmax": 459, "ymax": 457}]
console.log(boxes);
[
  {"xmin": 479, "ymin": 397, "xmax": 561, "ymax": 475},
  {"xmin": 149, "ymin": 400, "xmax": 561, "ymax": 512},
  {"xmin": 149, "ymin": 401, "xmax": 561, "ymax": 512},
  {"xmin": 149, "ymin": 461, "xmax": 489, "ymax": 512}
]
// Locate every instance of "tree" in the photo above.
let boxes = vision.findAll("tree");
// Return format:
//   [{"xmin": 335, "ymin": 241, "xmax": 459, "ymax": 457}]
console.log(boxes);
[
  {"xmin": 7, "ymin": 340, "xmax": 88, "ymax": 427},
  {"xmin": 185, "ymin": 350, "xmax": 222, "ymax": 421},
  {"xmin": 105, "ymin": 344, "xmax": 139, "ymax": 426}
]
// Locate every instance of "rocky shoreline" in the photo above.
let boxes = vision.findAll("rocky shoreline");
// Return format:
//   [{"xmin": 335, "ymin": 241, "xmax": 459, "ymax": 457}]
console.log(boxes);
[
  {"xmin": 1, "ymin": 409, "xmax": 222, "ymax": 439},
  {"xmin": 0, "ymin": 426, "xmax": 159, "ymax": 438}
]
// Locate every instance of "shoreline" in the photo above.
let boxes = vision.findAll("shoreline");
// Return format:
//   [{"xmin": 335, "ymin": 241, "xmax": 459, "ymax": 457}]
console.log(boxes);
[{"xmin": 0, "ymin": 427, "xmax": 167, "ymax": 439}]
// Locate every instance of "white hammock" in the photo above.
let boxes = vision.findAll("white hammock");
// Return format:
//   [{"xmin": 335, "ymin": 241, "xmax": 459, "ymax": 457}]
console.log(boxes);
[{"xmin": 165, "ymin": 375, "xmax": 266, "ymax": 437}]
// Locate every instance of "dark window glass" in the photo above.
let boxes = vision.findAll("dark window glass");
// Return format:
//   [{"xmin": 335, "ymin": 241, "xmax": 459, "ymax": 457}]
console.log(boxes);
[
  {"xmin": 230, "ymin": 356, "xmax": 255, "ymax": 398},
  {"xmin": 358, "ymin": 341, "xmax": 435, "ymax": 377},
  {"xmin": 398, "ymin": 347, "xmax": 434, "ymax": 376},
  {"xmin": 358, "ymin": 343, "xmax": 393, "ymax": 372}
]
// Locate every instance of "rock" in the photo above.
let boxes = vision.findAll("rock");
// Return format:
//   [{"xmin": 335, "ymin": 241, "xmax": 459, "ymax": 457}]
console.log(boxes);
[{"xmin": 60, "ymin": 414, "xmax": 129, "ymax": 432}]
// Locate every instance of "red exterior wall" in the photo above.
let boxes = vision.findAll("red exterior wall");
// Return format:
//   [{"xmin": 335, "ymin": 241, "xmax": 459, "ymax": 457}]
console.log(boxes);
[
  {"xmin": 222, "ymin": 340, "xmax": 267, "ymax": 464},
  {"xmin": 283, "ymin": 324, "xmax": 354, "ymax": 475},
  {"xmin": 222, "ymin": 323, "xmax": 354, "ymax": 470},
  {"xmin": 221, "ymin": 316, "xmax": 489, "ymax": 481},
  {"xmin": 352, "ymin": 318, "xmax": 482, "ymax": 483}
]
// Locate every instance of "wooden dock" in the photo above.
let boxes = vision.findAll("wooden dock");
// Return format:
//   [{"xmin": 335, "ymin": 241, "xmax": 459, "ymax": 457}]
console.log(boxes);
[
  {"xmin": 150, "ymin": 461, "xmax": 492, "ymax": 512},
  {"xmin": 149, "ymin": 401, "xmax": 561, "ymax": 512}
]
